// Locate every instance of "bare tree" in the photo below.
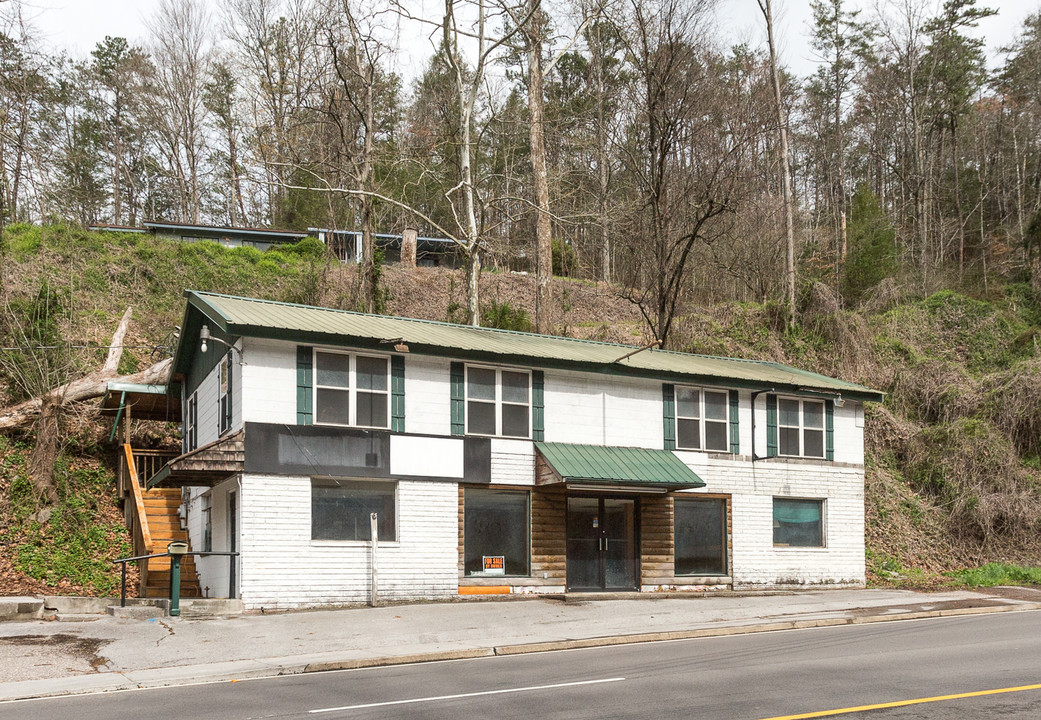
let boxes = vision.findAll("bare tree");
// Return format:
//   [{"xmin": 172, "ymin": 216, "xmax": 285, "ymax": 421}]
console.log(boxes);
[
  {"xmin": 315, "ymin": 0, "xmax": 397, "ymax": 312},
  {"xmin": 145, "ymin": 0, "xmax": 213, "ymax": 223},
  {"xmin": 758, "ymin": 0, "xmax": 796, "ymax": 324},
  {"xmin": 617, "ymin": 0, "xmax": 753, "ymax": 347}
]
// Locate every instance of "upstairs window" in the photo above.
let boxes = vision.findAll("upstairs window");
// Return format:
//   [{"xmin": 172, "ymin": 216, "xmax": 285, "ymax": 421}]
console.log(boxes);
[
  {"xmin": 218, "ymin": 354, "xmax": 233, "ymax": 435},
  {"xmin": 778, "ymin": 398, "xmax": 825, "ymax": 458},
  {"xmin": 676, "ymin": 387, "xmax": 729, "ymax": 452},
  {"xmin": 184, "ymin": 392, "xmax": 198, "ymax": 452},
  {"xmin": 466, "ymin": 366, "xmax": 531, "ymax": 438},
  {"xmin": 314, "ymin": 350, "xmax": 389, "ymax": 428}
]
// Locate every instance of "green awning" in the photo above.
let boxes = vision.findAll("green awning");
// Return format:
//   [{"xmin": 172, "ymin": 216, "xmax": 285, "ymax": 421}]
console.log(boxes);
[{"xmin": 535, "ymin": 442, "xmax": 705, "ymax": 491}]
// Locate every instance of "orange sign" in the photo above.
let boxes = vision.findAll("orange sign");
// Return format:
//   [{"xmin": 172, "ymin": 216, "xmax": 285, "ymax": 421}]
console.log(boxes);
[{"xmin": 482, "ymin": 555, "xmax": 505, "ymax": 575}]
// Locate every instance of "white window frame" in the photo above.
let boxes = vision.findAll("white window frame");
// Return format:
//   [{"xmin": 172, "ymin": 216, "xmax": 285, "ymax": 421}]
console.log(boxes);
[
  {"xmin": 312, "ymin": 349, "xmax": 390, "ymax": 429},
  {"xmin": 675, "ymin": 386, "xmax": 730, "ymax": 452},
  {"xmin": 777, "ymin": 396, "xmax": 826, "ymax": 459},
  {"xmin": 218, "ymin": 354, "xmax": 232, "ymax": 435},
  {"xmin": 465, "ymin": 365, "xmax": 532, "ymax": 439}
]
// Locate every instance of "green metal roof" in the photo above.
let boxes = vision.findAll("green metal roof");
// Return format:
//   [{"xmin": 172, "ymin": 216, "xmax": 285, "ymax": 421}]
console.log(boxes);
[
  {"xmin": 174, "ymin": 290, "xmax": 883, "ymax": 401},
  {"xmin": 536, "ymin": 442, "xmax": 705, "ymax": 489}
]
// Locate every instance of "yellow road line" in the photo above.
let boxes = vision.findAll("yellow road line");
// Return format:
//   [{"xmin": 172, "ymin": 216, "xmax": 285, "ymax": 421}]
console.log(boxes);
[{"xmin": 760, "ymin": 683, "xmax": 1041, "ymax": 720}]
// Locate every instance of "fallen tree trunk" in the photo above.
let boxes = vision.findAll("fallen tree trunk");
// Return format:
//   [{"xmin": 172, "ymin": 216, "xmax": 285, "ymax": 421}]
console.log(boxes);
[
  {"xmin": 0, "ymin": 356, "xmax": 173, "ymax": 432},
  {"xmin": 0, "ymin": 306, "xmax": 173, "ymax": 432},
  {"xmin": 2, "ymin": 308, "xmax": 174, "ymax": 507}
]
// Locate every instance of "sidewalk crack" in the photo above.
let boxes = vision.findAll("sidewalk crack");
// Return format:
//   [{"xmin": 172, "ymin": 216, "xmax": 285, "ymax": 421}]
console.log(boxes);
[{"xmin": 156, "ymin": 620, "xmax": 175, "ymax": 646}]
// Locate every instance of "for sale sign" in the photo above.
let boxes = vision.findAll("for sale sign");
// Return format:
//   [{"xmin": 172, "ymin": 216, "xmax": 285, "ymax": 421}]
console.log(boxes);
[{"xmin": 482, "ymin": 555, "xmax": 505, "ymax": 575}]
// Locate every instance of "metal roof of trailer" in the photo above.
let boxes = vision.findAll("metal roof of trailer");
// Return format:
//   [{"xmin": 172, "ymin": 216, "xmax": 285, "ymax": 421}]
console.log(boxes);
[{"xmin": 176, "ymin": 291, "xmax": 884, "ymax": 402}]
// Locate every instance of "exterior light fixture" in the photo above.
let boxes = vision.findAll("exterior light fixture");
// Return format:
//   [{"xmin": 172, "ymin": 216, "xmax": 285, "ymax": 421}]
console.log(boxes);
[{"xmin": 199, "ymin": 324, "xmax": 241, "ymax": 358}]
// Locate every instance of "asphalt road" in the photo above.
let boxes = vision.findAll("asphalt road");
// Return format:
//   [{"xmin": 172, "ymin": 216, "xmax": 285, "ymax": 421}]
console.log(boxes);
[{"xmin": 4, "ymin": 611, "xmax": 1041, "ymax": 720}]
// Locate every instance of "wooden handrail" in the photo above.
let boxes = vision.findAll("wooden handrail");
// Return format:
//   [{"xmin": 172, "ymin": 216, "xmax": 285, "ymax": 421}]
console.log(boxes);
[{"xmin": 123, "ymin": 444, "xmax": 154, "ymax": 553}]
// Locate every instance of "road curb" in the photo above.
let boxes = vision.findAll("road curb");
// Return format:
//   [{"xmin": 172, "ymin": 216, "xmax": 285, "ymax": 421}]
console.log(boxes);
[{"xmin": 3, "ymin": 602, "xmax": 1039, "ymax": 703}]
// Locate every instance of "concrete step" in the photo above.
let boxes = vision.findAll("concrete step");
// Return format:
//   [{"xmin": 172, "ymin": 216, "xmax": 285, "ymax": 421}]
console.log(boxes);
[
  {"xmin": 0, "ymin": 597, "xmax": 44, "ymax": 622},
  {"xmin": 178, "ymin": 598, "xmax": 244, "ymax": 617},
  {"xmin": 107, "ymin": 603, "xmax": 166, "ymax": 619}
]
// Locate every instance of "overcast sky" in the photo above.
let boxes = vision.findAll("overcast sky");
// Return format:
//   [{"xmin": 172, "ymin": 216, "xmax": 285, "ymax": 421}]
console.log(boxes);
[{"xmin": 26, "ymin": 0, "xmax": 1039, "ymax": 80}]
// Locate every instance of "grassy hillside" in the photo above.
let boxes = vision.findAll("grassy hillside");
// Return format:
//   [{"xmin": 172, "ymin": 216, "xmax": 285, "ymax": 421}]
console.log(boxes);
[{"xmin": 1, "ymin": 223, "xmax": 1039, "ymax": 595}]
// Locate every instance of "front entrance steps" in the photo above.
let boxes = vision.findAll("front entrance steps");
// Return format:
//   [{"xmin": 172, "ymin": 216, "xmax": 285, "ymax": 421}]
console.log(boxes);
[{"xmin": 141, "ymin": 487, "xmax": 202, "ymax": 599}]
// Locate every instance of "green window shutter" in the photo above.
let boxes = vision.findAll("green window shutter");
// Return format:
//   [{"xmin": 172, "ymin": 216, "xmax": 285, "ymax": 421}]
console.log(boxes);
[
  {"xmin": 450, "ymin": 361, "xmax": 465, "ymax": 435},
  {"xmin": 391, "ymin": 355, "xmax": 406, "ymax": 432},
  {"xmin": 729, "ymin": 389, "xmax": 740, "ymax": 454},
  {"xmin": 766, "ymin": 394, "xmax": 778, "ymax": 458},
  {"xmin": 825, "ymin": 401, "xmax": 835, "ymax": 461},
  {"xmin": 663, "ymin": 383, "xmax": 676, "ymax": 450},
  {"xmin": 296, "ymin": 346, "xmax": 313, "ymax": 425},
  {"xmin": 532, "ymin": 370, "xmax": 545, "ymax": 441}
]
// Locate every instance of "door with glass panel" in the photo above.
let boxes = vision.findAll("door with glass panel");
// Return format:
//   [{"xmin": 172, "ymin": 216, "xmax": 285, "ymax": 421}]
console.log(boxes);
[{"xmin": 566, "ymin": 497, "xmax": 639, "ymax": 591}]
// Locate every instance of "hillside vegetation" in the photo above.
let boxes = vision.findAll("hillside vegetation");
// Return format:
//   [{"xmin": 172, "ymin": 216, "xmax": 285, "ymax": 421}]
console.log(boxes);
[{"xmin": 1, "ymin": 225, "xmax": 1040, "ymax": 594}]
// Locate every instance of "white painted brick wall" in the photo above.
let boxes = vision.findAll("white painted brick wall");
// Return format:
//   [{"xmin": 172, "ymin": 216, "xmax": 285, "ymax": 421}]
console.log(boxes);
[
  {"xmin": 237, "ymin": 474, "xmax": 458, "ymax": 609},
  {"xmin": 674, "ymin": 453, "xmax": 865, "ymax": 587}
]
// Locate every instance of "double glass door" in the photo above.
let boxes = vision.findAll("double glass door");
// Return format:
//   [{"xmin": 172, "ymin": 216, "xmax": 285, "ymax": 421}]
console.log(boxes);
[{"xmin": 566, "ymin": 497, "xmax": 638, "ymax": 591}]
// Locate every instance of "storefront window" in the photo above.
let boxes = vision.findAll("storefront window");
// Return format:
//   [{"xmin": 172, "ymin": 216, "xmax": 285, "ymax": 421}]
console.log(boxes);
[
  {"xmin": 311, "ymin": 479, "xmax": 396, "ymax": 541},
  {"xmin": 773, "ymin": 498, "xmax": 824, "ymax": 547},
  {"xmin": 674, "ymin": 497, "xmax": 727, "ymax": 575},
  {"xmin": 464, "ymin": 488, "xmax": 530, "ymax": 576}
]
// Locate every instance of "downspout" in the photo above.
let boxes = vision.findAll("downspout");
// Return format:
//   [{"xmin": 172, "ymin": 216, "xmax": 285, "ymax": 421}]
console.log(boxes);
[{"xmin": 749, "ymin": 388, "xmax": 775, "ymax": 462}]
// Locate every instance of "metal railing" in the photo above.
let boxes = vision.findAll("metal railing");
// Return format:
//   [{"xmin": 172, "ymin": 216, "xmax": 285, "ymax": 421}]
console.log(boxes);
[{"xmin": 113, "ymin": 550, "xmax": 239, "ymax": 615}]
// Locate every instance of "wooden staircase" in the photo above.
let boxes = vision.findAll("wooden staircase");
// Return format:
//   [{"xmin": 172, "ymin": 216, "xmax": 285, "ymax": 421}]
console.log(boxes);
[{"xmin": 141, "ymin": 488, "xmax": 202, "ymax": 599}]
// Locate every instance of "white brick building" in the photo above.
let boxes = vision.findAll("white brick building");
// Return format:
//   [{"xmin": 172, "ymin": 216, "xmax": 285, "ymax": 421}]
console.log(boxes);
[{"xmin": 156, "ymin": 291, "xmax": 881, "ymax": 610}]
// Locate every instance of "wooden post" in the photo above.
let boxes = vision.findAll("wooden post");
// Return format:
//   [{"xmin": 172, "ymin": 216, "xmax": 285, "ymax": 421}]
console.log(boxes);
[
  {"xmin": 401, "ymin": 227, "xmax": 417, "ymax": 268},
  {"xmin": 370, "ymin": 512, "xmax": 379, "ymax": 607}
]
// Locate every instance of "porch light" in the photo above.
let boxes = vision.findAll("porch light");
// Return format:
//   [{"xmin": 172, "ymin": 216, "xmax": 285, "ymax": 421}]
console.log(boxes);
[{"xmin": 199, "ymin": 324, "xmax": 239, "ymax": 356}]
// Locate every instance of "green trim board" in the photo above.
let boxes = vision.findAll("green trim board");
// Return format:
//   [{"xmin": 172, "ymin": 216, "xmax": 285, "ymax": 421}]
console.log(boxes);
[
  {"xmin": 535, "ymin": 442, "xmax": 705, "ymax": 490},
  {"xmin": 173, "ymin": 291, "xmax": 883, "ymax": 403}
]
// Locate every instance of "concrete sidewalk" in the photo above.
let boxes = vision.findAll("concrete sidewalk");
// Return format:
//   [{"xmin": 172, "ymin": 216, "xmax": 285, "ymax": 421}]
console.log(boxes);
[{"xmin": 2, "ymin": 587, "xmax": 1040, "ymax": 702}]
